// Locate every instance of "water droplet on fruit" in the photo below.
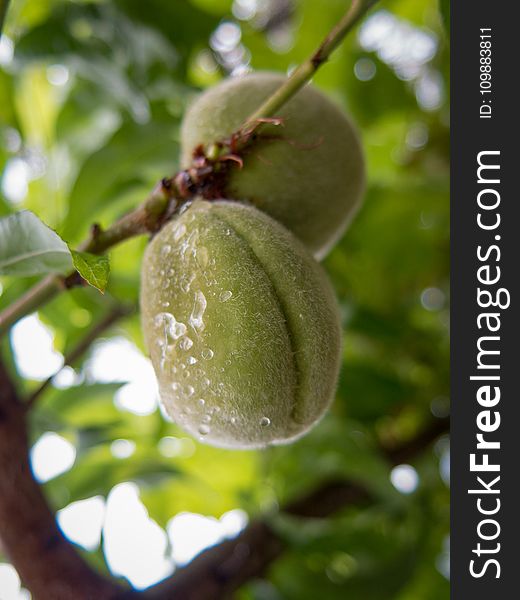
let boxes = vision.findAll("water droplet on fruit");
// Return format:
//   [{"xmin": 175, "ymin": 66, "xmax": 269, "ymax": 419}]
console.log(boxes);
[
  {"xmin": 198, "ymin": 424, "xmax": 210, "ymax": 436},
  {"xmin": 189, "ymin": 291, "xmax": 207, "ymax": 330},
  {"xmin": 198, "ymin": 398, "xmax": 205, "ymax": 407},
  {"xmin": 180, "ymin": 272, "xmax": 195, "ymax": 294},
  {"xmin": 201, "ymin": 348, "xmax": 214, "ymax": 360},
  {"xmin": 179, "ymin": 336, "xmax": 193, "ymax": 351},
  {"xmin": 219, "ymin": 290, "xmax": 233, "ymax": 302},
  {"xmin": 260, "ymin": 417, "xmax": 271, "ymax": 427},
  {"xmin": 155, "ymin": 312, "xmax": 186, "ymax": 340},
  {"xmin": 197, "ymin": 246, "xmax": 209, "ymax": 268},
  {"xmin": 173, "ymin": 223, "xmax": 186, "ymax": 242}
]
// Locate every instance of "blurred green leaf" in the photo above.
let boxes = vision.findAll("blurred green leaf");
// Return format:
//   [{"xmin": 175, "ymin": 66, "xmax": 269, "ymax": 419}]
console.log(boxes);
[
  {"xmin": 61, "ymin": 113, "xmax": 179, "ymax": 242},
  {"xmin": 439, "ymin": 0, "xmax": 450, "ymax": 35},
  {"xmin": 45, "ymin": 443, "xmax": 182, "ymax": 509}
]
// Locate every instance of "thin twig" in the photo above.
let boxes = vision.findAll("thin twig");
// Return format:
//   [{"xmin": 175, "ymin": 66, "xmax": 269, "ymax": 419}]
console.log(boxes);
[
  {"xmin": 240, "ymin": 0, "xmax": 378, "ymax": 133},
  {"xmin": 25, "ymin": 304, "xmax": 133, "ymax": 409},
  {"xmin": 0, "ymin": 0, "xmax": 379, "ymax": 338},
  {"xmin": 0, "ymin": 182, "xmax": 176, "ymax": 337}
]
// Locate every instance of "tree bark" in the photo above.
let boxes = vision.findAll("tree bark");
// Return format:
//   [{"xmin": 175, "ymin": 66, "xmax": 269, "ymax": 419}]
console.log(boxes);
[{"xmin": 0, "ymin": 358, "xmax": 125, "ymax": 600}]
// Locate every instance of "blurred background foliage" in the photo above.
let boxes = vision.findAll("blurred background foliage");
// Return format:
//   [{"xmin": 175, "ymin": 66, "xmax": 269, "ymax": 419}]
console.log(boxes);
[{"xmin": 0, "ymin": 0, "xmax": 449, "ymax": 598}]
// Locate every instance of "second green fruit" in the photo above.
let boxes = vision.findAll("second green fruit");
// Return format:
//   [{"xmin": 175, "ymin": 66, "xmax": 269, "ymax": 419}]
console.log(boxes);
[{"xmin": 180, "ymin": 72, "xmax": 365, "ymax": 259}]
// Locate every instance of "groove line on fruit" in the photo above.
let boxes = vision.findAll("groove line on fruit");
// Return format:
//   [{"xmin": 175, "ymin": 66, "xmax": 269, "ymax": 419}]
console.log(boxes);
[{"xmin": 211, "ymin": 209, "xmax": 303, "ymax": 423}]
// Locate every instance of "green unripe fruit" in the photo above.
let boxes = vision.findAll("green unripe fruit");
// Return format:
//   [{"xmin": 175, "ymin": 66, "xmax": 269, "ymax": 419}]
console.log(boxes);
[
  {"xmin": 180, "ymin": 72, "xmax": 365, "ymax": 259},
  {"xmin": 140, "ymin": 199, "xmax": 342, "ymax": 449}
]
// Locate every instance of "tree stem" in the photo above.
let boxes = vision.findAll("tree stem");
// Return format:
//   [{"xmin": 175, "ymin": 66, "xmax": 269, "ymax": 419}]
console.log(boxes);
[
  {"xmin": 241, "ymin": 0, "xmax": 377, "ymax": 132},
  {"xmin": 0, "ymin": 276, "xmax": 62, "ymax": 337},
  {"xmin": 25, "ymin": 303, "xmax": 133, "ymax": 408}
]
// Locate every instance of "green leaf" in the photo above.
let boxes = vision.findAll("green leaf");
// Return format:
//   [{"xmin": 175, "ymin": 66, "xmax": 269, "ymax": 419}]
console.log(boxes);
[
  {"xmin": 0, "ymin": 210, "xmax": 72, "ymax": 276},
  {"xmin": 71, "ymin": 250, "xmax": 110, "ymax": 293}
]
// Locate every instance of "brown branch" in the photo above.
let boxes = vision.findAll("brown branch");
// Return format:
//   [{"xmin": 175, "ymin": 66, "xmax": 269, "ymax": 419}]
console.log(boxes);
[
  {"xmin": 0, "ymin": 357, "xmax": 127, "ymax": 600},
  {"xmin": 145, "ymin": 416, "xmax": 449, "ymax": 600},
  {"xmin": 25, "ymin": 303, "xmax": 134, "ymax": 409}
]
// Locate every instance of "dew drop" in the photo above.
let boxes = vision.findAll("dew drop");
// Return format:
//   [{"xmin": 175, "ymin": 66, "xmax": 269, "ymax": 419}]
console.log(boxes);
[
  {"xmin": 198, "ymin": 424, "xmax": 210, "ymax": 436},
  {"xmin": 198, "ymin": 398, "xmax": 205, "ymax": 407},
  {"xmin": 189, "ymin": 291, "xmax": 207, "ymax": 330},
  {"xmin": 219, "ymin": 290, "xmax": 233, "ymax": 302},
  {"xmin": 173, "ymin": 223, "xmax": 187, "ymax": 242},
  {"xmin": 230, "ymin": 417, "xmax": 237, "ymax": 425},
  {"xmin": 179, "ymin": 336, "xmax": 193, "ymax": 351},
  {"xmin": 184, "ymin": 385, "xmax": 195, "ymax": 397},
  {"xmin": 187, "ymin": 356, "xmax": 198, "ymax": 365},
  {"xmin": 155, "ymin": 312, "xmax": 187, "ymax": 340},
  {"xmin": 202, "ymin": 414, "xmax": 211, "ymax": 423},
  {"xmin": 161, "ymin": 244, "xmax": 172, "ymax": 257},
  {"xmin": 201, "ymin": 348, "xmax": 214, "ymax": 360},
  {"xmin": 197, "ymin": 246, "xmax": 209, "ymax": 268},
  {"xmin": 260, "ymin": 417, "xmax": 271, "ymax": 427},
  {"xmin": 180, "ymin": 273, "xmax": 195, "ymax": 294}
]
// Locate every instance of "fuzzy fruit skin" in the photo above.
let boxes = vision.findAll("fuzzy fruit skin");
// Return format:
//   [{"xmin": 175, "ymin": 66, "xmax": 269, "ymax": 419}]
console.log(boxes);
[
  {"xmin": 180, "ymin": 72, "xmax": 365, "ymax": 259},
  {"xmin": 140, "ymin": 199, "xmax": 342, "ymax": 449}
]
